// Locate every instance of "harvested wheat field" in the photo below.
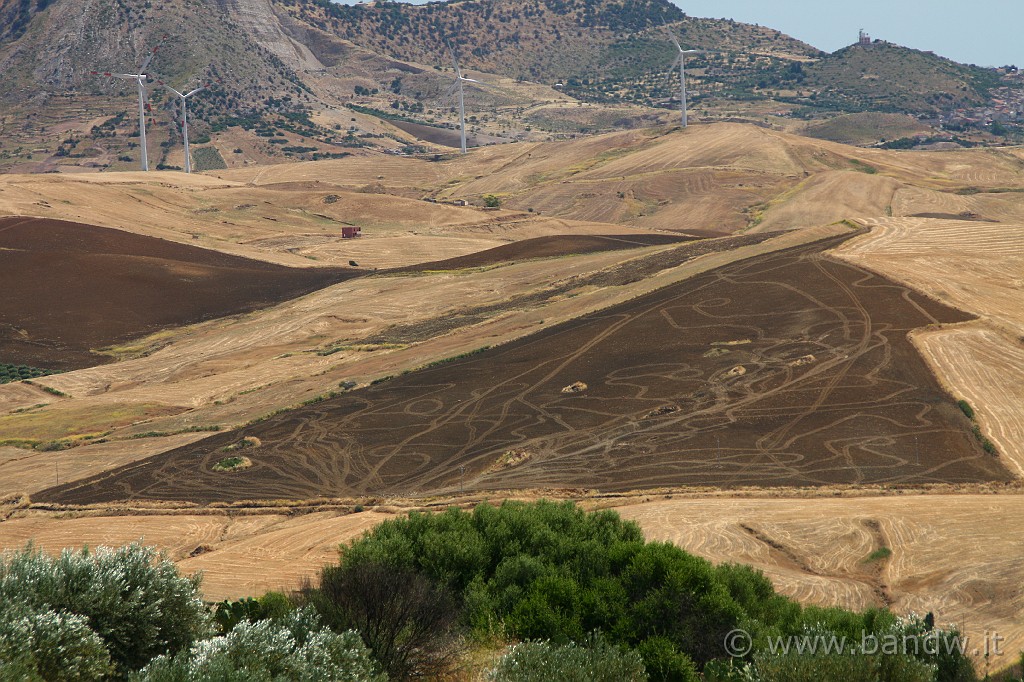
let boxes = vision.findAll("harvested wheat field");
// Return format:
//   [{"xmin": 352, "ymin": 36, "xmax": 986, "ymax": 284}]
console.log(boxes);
[
  {"xmin": 0, "ymin": 216, "xmax": 356, "ymax": 369},
  {"xmin": 0, "ymin": 509, "xmax": 392, "ymax": 602},
  {"xmin": 37, "ymin": 232, "xmax": 1012, "ymax": 504}
]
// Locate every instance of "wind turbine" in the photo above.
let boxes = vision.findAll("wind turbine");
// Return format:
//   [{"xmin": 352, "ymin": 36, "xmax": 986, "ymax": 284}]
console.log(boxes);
[
  {"xmin": 445, "ymin": 48, "xmax": 481, "ymax": 154},
  {"xmin": 92, "ymin": 38, "xmax": 165, "ymax": 171},
  {"xmin": 666, "ymin": 31, "xmax": 707, "ymax": 127},
  {"xmin": 158, "ymin": 79, "xmax": 218, "ymax": 173}
]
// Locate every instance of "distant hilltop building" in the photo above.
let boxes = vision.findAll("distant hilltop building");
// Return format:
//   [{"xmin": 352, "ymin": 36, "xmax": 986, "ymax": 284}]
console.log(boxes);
[{"xmin": 858, "ymin": 29, "xmax": 872, "ymax": 46}]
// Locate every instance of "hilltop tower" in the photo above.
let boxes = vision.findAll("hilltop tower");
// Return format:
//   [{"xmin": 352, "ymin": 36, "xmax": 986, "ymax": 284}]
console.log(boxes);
[{"xmin": 859, "ymin": 29, "xmax": 872, "ymax": 46}]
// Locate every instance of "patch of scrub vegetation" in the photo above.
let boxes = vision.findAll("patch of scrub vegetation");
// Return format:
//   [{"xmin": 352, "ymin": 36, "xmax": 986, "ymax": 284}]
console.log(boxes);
[
  {"xmin": 220, "ymin": 436, "xmax": 261, "ymax": 453},
  {"xmin": 212, "ymin": 455, "xmax": 253, "ymax": 472},
  {"xmin": 490, "ymin": 449, "xmax": 533, "ymax": 472},
  {"xmin": 127, "ymin": 425, "xmax": 222, "ymax": 439},
  {"xmin": 958, "ymin": 398, "xmax": 999, "ymax": 455},
  {"xmin": 848, "ymin": 158, "xmax": 878, "ymax": 174},
  {"xmin": 316, "ymin": 342, "xmax": 406, "ymax": 357},
  {"xmin": 20, "ymin": 380, "xmax": 66, "ymax": 397},
  {"xmin": 864, "ymin": 546, "xmax": 893, "ymax": 564},
  {"xmin": 0, "ymin": 363, "xmax": 58, "ymax": 384},
  {"xmin": 191, "ymin": 146, "xmax": 227, "ymax": 171}
]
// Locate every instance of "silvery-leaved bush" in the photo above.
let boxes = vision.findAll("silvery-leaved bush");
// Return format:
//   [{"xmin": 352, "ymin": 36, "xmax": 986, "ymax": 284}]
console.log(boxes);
[
  {"xmin": 134, "ymin": 607, "xmax": 385, "ymax": 681},
  {"xmin": 0, "ymin": 606, "xmax": 113, "ymax": 681},
  {"xmin": 0, "ymin": 542, "xmax": 210, "ymax": 677}
]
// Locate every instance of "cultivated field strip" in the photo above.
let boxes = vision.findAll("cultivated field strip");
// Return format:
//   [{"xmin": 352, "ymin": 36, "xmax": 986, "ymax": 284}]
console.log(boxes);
[
  {"xmin": 0, "ymin": 217, "xmax": 354, "ymax": 369},
  {"xmin": 37, "ymin": 234, "xmax": 1011, "ymax": 504},
  {"xmin": 914, "ymin": 325, "xmax": 1024, "ymax": 476}
]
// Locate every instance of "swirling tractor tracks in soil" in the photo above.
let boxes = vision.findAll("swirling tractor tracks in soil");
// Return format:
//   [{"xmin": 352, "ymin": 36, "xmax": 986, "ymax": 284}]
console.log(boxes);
[{"xmin": 39, "ymin": 235, "xmax": 1012, "ymax": 504}]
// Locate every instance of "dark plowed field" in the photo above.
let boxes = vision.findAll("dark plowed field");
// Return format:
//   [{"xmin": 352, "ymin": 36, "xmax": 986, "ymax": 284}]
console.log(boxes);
[
  {"xmin": 0, "ymin": 217, "xmax": 356, "ymax": 370},
  {"xmin": 39, "ymin": 235, "xmax": 1012, "ymax": 504},
  {"xmin": 395, "ymin": 234, "xmax": 696, "ymax": 272},
  {"xmin": 388, "ymin": 120, "xmax": 480, "ymax": 149}
]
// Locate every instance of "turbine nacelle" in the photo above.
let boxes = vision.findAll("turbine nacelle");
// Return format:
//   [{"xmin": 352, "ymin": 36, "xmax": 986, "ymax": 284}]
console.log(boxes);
[
  {"xmin": 443, "ymin": 45, "xmax": 489, "ymax": 154},
  {"xmin": 90, "ymin": 35, "xmax": 167, "ymax": 171},
  {"xmin": 154, "ymin": 77, "xmax": 220, "ymax": 174}
]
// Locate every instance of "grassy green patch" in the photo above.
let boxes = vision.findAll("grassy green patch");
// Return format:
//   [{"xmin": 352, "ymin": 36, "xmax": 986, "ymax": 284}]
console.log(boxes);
[
  {"xmin": 212, "ymin": 455, "xmax": 252, "ymax": 472},
  {"xmin": 864, "ymin": 547, "xmax": 892, "ymax": 563},
  {"xmin": 848, "ymin": 158, "xmax": 878, "ymax": 174}
]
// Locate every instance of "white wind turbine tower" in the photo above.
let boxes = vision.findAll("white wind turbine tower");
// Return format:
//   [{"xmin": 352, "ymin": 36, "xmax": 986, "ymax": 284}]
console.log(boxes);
[
  {"xmin": 445, "ymin": 48, "xmax": 481, "ymax": 154},
  {"xmin": 666, "ymin": 31, "xmax": 707, "ymax": 127},
  {"xmin": 92, "ymin": 39, "xmax": 165, "ymax": 171},
  {"xmin": 159, "ymin": 79, "xmax": 218, "ymax": 173}
]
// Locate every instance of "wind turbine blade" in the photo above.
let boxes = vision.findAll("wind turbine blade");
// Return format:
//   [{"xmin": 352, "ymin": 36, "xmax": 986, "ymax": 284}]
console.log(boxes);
[
  {"xmin": 185, "ymin": 85, "xmax": 210, "ymax": 97},
  {"xmin": 662, "ymin": 25, "xmax": 682, "ymax": 51},
  {"xmin": 160, "ymin": 82, "xmax": 185, "ymax": 98},
  {"xmin": 138, "ymin": 34, "xmax": 168, "ymax": 72},
  {"xmin": 461, "ymin": 77, "xmax": 481, "ymax": 84},
  {"xmin": 139, "ymin": 48, "xmax": 157, "ymax": 73},
  {"xmin": 447, "ymin": 44, "xmax": 463, "ymax": 79}
]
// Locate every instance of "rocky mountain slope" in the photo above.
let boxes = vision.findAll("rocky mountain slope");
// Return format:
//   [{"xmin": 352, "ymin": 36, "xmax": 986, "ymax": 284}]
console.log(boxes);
[{"xmin": 0, "ymin": 0, "xmax": 1015, "ymax": 173}]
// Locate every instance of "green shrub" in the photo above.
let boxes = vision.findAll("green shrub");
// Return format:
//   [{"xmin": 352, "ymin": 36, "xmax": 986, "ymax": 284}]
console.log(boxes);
[
  {"xmin": 483, "ymin": 194, "xmax": 502, "ymax": 208},
  {"xmin": 0, "ymin": 543, "xmax": 209, "ymax": 675},
  {"xmin": 213, "ymin": 592, "xmax": 295, "ymax": 634},
  {"xmin": 488, "ymin": 636, "xmax": 647, "ymax": 682},
  {"xmin": 636, "ymin": 636, "xmax": 699, "ymax": 681},
  {"xmin": 957, "ymin": 400, "xmax": 975, "ymax": 420},
  {"xmin": 332, "ymin": 501, "xmax": 979, "ymax": 678},
  {"xmin": 304, "ymin": 561, "xmax": 463, "ymax": 680},
  {"xmin": 0, "ymin": 606, "xmax": 113, "ymax": 681},
  {"xmin": 864, "ymin": 547, "xmax": 892, "ymax": 563},
  {"xmin": 336, "ymin": 501, "xmax": 742, "ymax": 666},
  {"xmin": 135, "ymin": 608, "xmax": 384, "ymax": 681}
]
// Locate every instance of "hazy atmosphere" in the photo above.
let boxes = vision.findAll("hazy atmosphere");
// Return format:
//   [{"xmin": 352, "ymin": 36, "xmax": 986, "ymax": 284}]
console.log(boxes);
[
  {"xmin": 333, "ymin": 0, "xmax": 1024, "ymax": 67},
  {"xmin": 673, "ymin": 0, "xmax": 1023, "ymax": 67}
]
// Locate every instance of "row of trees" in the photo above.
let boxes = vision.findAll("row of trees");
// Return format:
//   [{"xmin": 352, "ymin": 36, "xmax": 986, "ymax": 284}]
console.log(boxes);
[{"xmin": 0, "ymin": 501, "xmax": 981, "ymax": 681}]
